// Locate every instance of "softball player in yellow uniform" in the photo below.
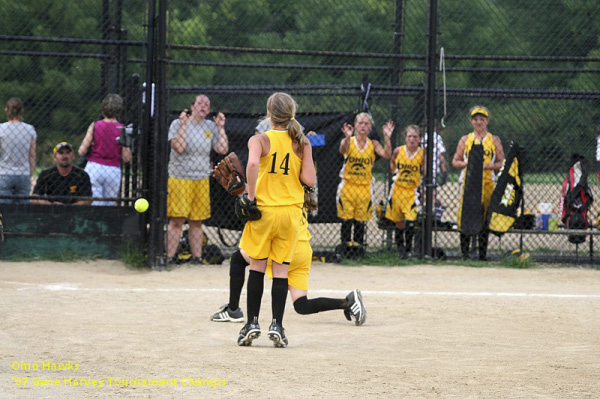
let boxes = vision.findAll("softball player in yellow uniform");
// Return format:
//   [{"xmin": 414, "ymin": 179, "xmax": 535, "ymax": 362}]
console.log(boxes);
[
  {"xmin": 237, "ymin": 92, "xmax": 315, "ymax": 348},
  {"xmin": 452, "ymin": 106, "xmax": 504, "ymax": 260},
  {"xmin": 386, "ymin": 125, "xmax": 423, "ymax": 258},
  {"xmin": 337, "ymin": 113, "xmax": 394, "ymax": 246},
  {"xmin": 266, "ymin": 214, "xmax": 365, "ymax": 325},
  {"xmin": 211, "ymin": 213, "xmax": 367, "ymax": 328}
]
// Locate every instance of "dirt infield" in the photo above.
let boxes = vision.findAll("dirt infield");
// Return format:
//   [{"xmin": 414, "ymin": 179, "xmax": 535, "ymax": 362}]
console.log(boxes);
[{"xmin": 2, "ymin": 260, "xmax": 600, "ymax": 398}]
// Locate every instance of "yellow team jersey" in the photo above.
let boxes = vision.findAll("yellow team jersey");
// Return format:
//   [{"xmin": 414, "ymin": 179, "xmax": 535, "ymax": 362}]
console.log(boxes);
[
  {"xmin": 462, "ymin": 132, "xmax": 497, "ymax": 184},
  {"xmin": 339, "ymin": 137, "xmax": 375, "ymax": 185},
  {"xmin": 255, "ymin": 129, "xmax": 304, "ymax": 207},
  {"xmin": 392, "ymin": 145, "xmax": 423, "ymax": 189}
]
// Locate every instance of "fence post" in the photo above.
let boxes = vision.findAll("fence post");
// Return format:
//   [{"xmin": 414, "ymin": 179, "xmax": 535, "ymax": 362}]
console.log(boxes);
[
  {"xmin": 423, "ymin": 0, "xmax": 439, "ymax": 258},
  {"xmin": 151, "ymin": 0, "xmax": 169, "ymax": 267},
  {"xmin": 387, "ymin": 0, "xmax": 405, "ymax": 251},
  {"xmin": 141, "ymin": 0, "xmax": 158, "ymax": 267}
]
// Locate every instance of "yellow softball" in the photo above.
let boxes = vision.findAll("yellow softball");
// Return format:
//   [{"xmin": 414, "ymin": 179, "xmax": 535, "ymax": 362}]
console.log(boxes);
[{"xmin": 134, "ymin": 198, "xmax": 149, "ymax": 213}]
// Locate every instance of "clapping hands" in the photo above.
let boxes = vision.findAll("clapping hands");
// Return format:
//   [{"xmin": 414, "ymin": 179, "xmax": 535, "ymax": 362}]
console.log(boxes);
[
  {"xmin": 382, "ymin": 120, "xmax": 395, "ymax": 138},
  {"xmin": 213, "ymin": 112, "xmax": 226, "ymax": 130},
  {"xmin": 341, "ymin": 122, "xmax": 354, "ymax": 138}
]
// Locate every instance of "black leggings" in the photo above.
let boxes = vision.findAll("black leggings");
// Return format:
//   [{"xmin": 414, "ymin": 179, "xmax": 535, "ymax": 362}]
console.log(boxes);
[
  {"xmin": 341, "ymin": 219, "xmax": 365, "ymax": 245},
  {"xmin": 460, "ymin": 230, "xmax": 489, "ymax": 260},
  {"xmin": 395, "ymin": 222, "xmax": 415, "ymax": 252}
]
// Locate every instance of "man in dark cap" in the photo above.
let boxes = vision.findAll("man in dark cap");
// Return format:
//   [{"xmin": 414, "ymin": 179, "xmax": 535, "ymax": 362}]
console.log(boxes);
[{"xmin": 31, "ymin": 142, "xmax": 92, "ymax": 205}]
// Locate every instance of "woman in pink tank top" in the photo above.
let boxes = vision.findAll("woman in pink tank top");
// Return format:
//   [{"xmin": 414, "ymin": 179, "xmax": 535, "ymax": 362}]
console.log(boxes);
[{"xmin": 78, "ymin": 94, "xmax": 131, "ymax": 206}]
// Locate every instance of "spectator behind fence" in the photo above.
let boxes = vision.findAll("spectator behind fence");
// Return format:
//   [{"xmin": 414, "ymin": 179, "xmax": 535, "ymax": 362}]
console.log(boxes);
[
  {"xmin": 452, "ymin": 106, "xmax": 504, "ymax": 260},
  {"xmin": 166, "ymin": 94, "xmax": 229, "ymax": 265},
  {"xmin": 78, "ymin": 94, "xmax": 131, "ymax": 206},
  {"xmin": 386, "ymin": 125, "xmax": 423, "ymax": 259},
  {"xmin": 0, "ymin": 97, "xmax": 36, "ymax": 203},
  {"xmin": 422, "ymin": 121, "xmax": 447, "ymax": 205},
  {"xmin": 337, "ymin": 112, "xmax": 394, "ymax": 246},
  {"xmin": 31, "ymin": 142, "xmax": 92, "ymax": 205}
]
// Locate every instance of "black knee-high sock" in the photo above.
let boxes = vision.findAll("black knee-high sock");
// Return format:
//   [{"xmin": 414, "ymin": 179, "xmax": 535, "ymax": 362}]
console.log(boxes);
[
  {"xmin": 293, "ymin": 295, "xmax": 347, "ymax": 315},
  {"xmin": 271, "ymin": 277, "xmax": 288, "ymax": 325},
  {"xmin": 460, "ymin": 232, "xmax": 470, "ymax": 258},
  {"xmin": 395, "ymin": 227, "xmax": 405, "ymax": 250},
  {"xmin": 229, "ymin": 250, "xmax": 248, "ymax": 311},
  {"xmin": 246, "ymin": 270, "xmax": 264, "ymax": 323},
  {"xmin": 354, "ymin": 220, "xmax": 365, "ymax": 245},
  {"xmin": 341, "ymin": 220, "xmax": 352, "ymax": 243},
  {"xmin": 478, "ymin": 229, "xmax": 489, "ymax": 260},
  {"xmin": 405, "ymin": 223, "xmax": 415, "ymax": 252}
]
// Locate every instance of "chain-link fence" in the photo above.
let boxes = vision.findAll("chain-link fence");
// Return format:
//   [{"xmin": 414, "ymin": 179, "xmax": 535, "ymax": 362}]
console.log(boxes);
[
  {"xmin": 0, "ymin": 1, "xmax": 147, "ymax": 207},
  {"xmin": 2, "ymin": 0, "xmax": 600, "ymax": 265}
]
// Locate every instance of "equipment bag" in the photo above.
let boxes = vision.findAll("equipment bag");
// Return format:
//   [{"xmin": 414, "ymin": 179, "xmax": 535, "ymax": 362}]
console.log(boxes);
[
  {"xmin": 560, "ymin": 154, "xmax": 594, "ymax": 244},
  {"xmin": 487, "ymin": 141, "xmax": 524, "ymax": 236},
  {"xmin": 457, "ymin": 143, "xmax": 484, "ymax": 235},
  {"xmin": 334, "ymin": 241, "xmax": 365, "ymax": 261}
]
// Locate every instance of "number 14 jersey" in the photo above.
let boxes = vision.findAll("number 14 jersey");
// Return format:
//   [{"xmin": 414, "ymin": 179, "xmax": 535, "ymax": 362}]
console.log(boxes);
[{"xmin": 256, "ymin": 129, "xmax": 304, "ymax": 207}]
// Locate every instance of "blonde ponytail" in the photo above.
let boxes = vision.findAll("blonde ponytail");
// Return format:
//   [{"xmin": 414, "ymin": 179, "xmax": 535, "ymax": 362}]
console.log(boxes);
[
  {"xmin": 288, "ymin": 118, "xmax": 307, "ymax": 157},
  {"xmin": 267, "ymin": 92, "xmax": 307, "ymax": 156}
]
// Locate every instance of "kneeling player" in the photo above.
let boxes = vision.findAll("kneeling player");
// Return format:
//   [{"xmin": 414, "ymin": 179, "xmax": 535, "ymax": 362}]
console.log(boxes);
[{"xmin": 211, "ymin": 215, "xmax": 366, "ymax": 330}]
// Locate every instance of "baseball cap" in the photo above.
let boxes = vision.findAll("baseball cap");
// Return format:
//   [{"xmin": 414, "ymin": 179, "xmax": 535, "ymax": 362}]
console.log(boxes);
[
  {"xmin": 53, "ymin": 142, "xmax": 74, "ymax": 155},
  {"xmin": 470, "ymin": 107, "xmax": 489, "ymax": 118}
]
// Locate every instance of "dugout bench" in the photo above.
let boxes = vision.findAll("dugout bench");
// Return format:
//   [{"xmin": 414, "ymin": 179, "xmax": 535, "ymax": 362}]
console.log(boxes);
[{"xmin": 379, "ymin": 221, "xmax": 600, "ymax": 263}]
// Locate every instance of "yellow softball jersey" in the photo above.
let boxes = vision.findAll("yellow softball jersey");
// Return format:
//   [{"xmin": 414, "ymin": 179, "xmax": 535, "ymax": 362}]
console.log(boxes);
[
  {"xmin": 339, "ymin": 137, "xmax": 376, "ymax": 185},
  {"xmin": 461, "ymin": 132, "xmax": 497, "ymax": 185},
  {"xmin": 392, "ymin": 145, "xmax": 423, "ymax": 189},
  {"xmin": 255, "ymin": 129, "xmax": 304, "ymax": 207}
]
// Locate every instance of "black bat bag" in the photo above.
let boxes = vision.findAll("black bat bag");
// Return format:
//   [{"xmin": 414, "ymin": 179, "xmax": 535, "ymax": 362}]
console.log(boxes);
[
  {"xmin": 487, "ymin": 141, "xmax": 523, "ymax": 236},
  {"xmin": 458, "ymin": 143, "xmax": 484, "ymax": 236}
]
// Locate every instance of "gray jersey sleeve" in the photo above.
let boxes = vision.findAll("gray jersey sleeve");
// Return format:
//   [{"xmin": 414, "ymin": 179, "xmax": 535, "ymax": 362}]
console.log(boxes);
[
  {"xmin": 255, "ymin": 120, "xmax": 270, "ymax": 134},
  {"xmin": 168, "ymin": 119, "xmax": 180, "ymax": 141}
]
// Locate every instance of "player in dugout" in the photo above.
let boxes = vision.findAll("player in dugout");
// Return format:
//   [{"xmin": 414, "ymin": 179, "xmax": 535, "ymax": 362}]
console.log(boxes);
[
  {"xmin": 337, "ymin": 113, "xmax": 394, "ymax": 248},
  {"xmin": 386, "ymin": 125, "xmax": 424, "ymax": 259},
  {"xmin": 452, "ymin": 106, "xmax": 504, "ymax": 261}
]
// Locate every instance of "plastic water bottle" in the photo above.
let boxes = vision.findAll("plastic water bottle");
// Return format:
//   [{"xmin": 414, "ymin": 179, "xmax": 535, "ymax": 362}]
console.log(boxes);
[
  {"xmin": 548, "ymin": 210, "xmax": 559, "ymax": 231},
  {"xmin": 434, "ymin": 205, "xmax": 444, "ymax": 222}
]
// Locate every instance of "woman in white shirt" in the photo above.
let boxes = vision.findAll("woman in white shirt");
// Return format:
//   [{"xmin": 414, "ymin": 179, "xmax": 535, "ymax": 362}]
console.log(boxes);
[{"xmin": 0, "ymin": 97, "xmax": 36, "ymax": 203}]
